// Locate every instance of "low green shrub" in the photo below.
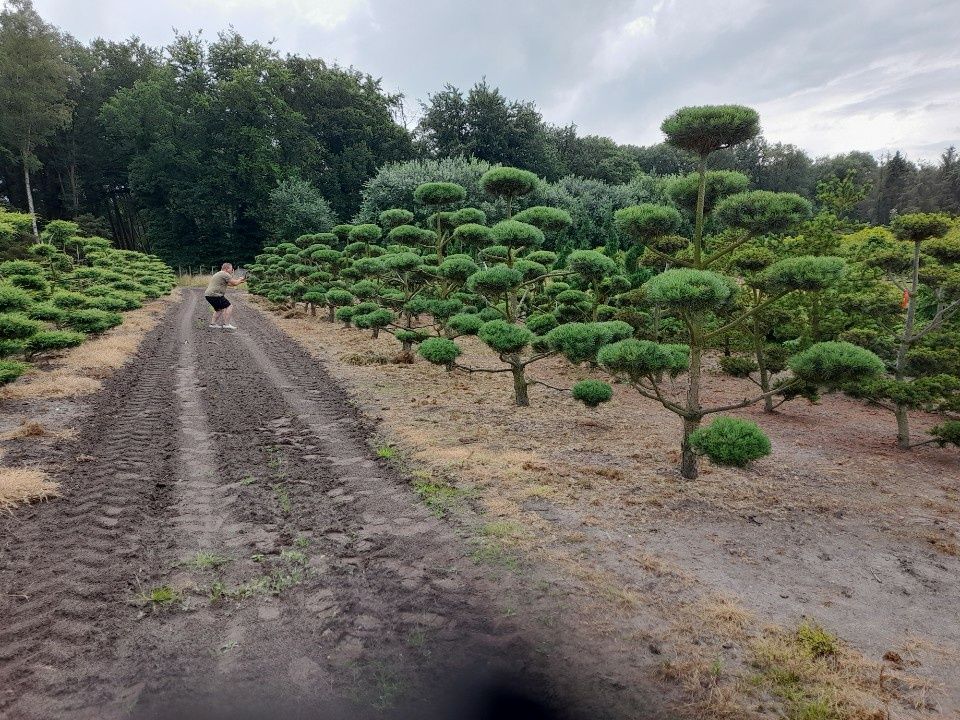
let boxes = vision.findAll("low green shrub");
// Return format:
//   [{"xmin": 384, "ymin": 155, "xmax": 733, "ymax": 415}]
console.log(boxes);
[
  {"xmin": 0, "ymin": 359, "xmax": 28, "ymax": 385},
  {"xmin": 419, "ymin": 337, "xmax": 461, "ymax": 367},
  {"xmin": 572, "ymin": 379, "xmax": 613, "ymax": 408},
  {"xmin": 930, "ymin": 421, "xmax": 960, "ymax": 448},
  {"xmin": 26, "ymin": 303, "xmax": 67, "ymax": 323},
  {"xmin": 51, "ymin": 290, "xmax": 91, "ymax": 310},
  {"xmin": 719, "ymin": 355, "xmax": 758, "ymax": 378},
  {"xmin": 26, "ymin": 330, "xmax": 86, "ymax": 355},
  {"xmin": 689, "ymin": 417, "xmax": 771, "ymax": 467},
  {"xmin": 0, "ymin": 284, "xmax": 33, "ymax": 313},
  {"xmin": 63, "ymin": 308, "xmax": 123, "ymax": 334},
  {"xmin": 0, "ymin": 313, "xmax": 43, "ymax": 340}
]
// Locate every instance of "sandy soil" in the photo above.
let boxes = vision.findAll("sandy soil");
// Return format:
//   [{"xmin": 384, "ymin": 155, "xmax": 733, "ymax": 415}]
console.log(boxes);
[
  {"xmin": 1, "ymin": 290, "xmax": 636, "ymax": 720},
  {"xmin": 256, "ymin": 300, "xmax": 959, "ymax": 719}
]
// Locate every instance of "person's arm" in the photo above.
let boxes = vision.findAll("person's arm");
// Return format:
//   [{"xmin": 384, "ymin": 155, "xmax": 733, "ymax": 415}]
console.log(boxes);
[{"xmin": 227, "ymin": 276, "xmax": 247, "ymax": 287}]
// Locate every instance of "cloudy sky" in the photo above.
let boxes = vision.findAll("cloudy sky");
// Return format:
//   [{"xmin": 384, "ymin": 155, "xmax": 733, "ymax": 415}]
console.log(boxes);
[{"xmin": 33, "ymin": 0, "xmax": 960, "ymax": 161}]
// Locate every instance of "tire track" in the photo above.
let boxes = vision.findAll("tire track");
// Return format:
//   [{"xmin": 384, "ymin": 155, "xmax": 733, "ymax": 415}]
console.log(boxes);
[
  {"xmin": 0, "ymin": 298, "xmax": 183, "ymax": 719},
  {"xmin": 1, "ymin": 290, "xmax": 588, "ymax": 720},
  {"xmin": 173, "ymin": 290, "xmax": 230, "ymax": 549},
  {"xmin": 171, "ymin": 291, "xmax": 562, "ymax": 718}
]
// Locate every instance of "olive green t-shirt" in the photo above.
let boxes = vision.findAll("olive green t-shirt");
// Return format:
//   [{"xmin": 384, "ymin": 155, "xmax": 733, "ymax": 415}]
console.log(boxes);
[{"xmin": 205, "ymin": 270, "xmax": 232, "ymax": 297}]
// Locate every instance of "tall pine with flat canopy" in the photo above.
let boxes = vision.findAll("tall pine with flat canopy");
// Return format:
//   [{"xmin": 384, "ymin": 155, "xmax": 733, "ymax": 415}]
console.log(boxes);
[{"xmin": 608, "ymin": 105, "xmax": 882, "ymax": 479}]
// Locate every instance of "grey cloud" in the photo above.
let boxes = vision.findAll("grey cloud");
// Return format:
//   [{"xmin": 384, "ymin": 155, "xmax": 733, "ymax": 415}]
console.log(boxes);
[{"xmin": 32, "ymin": 0, "xmax": 960, "ymax": 159}]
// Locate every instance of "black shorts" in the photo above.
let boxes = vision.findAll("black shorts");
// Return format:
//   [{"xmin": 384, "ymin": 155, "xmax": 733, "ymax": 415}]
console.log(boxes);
[{"xmin": 206, "ymin": 295, "xmax": 231, "ymax": 311}]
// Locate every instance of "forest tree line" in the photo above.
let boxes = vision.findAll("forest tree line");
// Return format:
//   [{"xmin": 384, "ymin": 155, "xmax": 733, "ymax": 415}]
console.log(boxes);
[{"xmin": 2, "ymin": 0, "xmax": 959, "ymax": 266}]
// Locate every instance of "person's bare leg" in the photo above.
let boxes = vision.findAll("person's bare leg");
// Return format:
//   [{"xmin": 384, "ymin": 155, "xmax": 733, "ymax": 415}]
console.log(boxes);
[
  {"xmin": 211, "ymin": 309, "xmax": 223, "ymax": 326},
  {"xmin": 221, "ymin": 304, "xmax": 235, "ymax": 327}
]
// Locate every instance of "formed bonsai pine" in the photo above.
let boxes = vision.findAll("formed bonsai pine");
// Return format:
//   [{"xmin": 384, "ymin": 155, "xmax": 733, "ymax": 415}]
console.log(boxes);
[
  {"xmin": 724, "ymin": 250, "xmax": 848, "ymax": 411},
  {"xmin": 479, "ymin": 167, "xmax": 539, "ymax": 219},
  {"xmin": 852, "ymin": 213, "xmax": 960, "ymax": 448},
  {"xmin": 417, "ymin": 319, "xmax": 546, "ymax": 406},
  {"xmin": 604, "ymin": 105, "xmax": 880, "ymax": 479},
  {"xmin": 414, "ymin": 182, "xmax": 467, "ymax": 259}
]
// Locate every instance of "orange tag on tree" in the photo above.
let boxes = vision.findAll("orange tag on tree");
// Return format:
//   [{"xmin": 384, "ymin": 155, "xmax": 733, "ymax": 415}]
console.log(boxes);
[{"xmin": 901, "ymin": 289, "xmax": 910, "ymax": 308}]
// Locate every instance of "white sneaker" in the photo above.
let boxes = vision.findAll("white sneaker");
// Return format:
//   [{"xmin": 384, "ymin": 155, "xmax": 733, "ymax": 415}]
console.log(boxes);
[
  {"xmin": 209, "ymin": 323, "xmax": 222, "ymax": 328},
  {"xmin": 221, "ymin": 324, "xmax": 237, "ymax": 330}
]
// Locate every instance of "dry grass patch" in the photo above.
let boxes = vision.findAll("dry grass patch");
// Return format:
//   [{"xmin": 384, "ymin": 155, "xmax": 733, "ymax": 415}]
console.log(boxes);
[
  {"xmin": 748, "ymin": 621, "xmax": 935, "ymax": 719},
  {"xmin": 0, "ymin": 369, "xmax": 102, "ymax": 400},
  {"xmin": 1, "ymin": 420, "xmax": 48, "ymax": 439},
  {"xmin": 699, "ymin": 594, "xmax": 754, "ymax": 639},
  {"xmin": 0, "ymin": 466, "xmax": 60, "ymax": 509},
  {"xmin": 1, "ymin": 419, "xmax": 77, "ymax": 441},
  {"xmin": 177, "ymin": 274, "xmax": 210, "ymax": 287},
  {"xmin": 924, "ymin": 532, "xmax": 959, "ymax": 557}
]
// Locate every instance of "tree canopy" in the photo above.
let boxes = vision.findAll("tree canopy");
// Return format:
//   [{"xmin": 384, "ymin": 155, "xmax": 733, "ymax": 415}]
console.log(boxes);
[{"xmin": 2, "ymin": 2, "xmax": 959, "ymax": 267}]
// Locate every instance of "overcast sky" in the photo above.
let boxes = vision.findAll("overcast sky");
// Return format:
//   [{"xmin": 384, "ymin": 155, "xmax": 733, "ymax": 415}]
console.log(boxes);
[{"xmin": 32, "ymin": 0, "xmax": 960, "ymax": 162}]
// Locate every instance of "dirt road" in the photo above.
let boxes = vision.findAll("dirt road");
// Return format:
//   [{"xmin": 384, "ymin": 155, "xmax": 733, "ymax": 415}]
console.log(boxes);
[{"xmin": 0, "ymin": 290, "xmax": 599, "ymax": 720}]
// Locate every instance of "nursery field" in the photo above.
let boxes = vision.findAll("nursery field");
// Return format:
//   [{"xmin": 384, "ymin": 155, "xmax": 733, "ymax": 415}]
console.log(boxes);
[
  {"xmin": 0, "ymin": 290, "xmax": 600, "ymax": 719},
  {"xmin": 0, "ymin": 288, "xmax": 956, "ymax": 719},
  {"xmin": 2, "ymin": 102, "xmax": 959, "ymax": 720},
  {"xmin": 258, "ymin": 294, "xmax": 960, "ymax": 719}
]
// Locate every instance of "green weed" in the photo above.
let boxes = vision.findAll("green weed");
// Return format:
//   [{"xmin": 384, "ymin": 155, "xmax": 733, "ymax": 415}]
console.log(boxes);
[
  {"xmin": 749, "ymin": 621, "xmax": 845, "ymax": 720},
  {"xmin": 272, "ymin": 483, "xmax": 292, "ymax": 513},
  {"xmin": 349, "ymin": 661, "xmax": 405, "ymax": 711},
  {"xmin": 280, "ymin": 549, "xmax": 308, "ymax": 565},
  {"xmin": 406, "ymin": 628, "xmax": 427, "ymax": 648},
  {"xmin": 471, "ymin": 541, "xmax": 519, "ymax": 571},
  {"xmin": 209, "ymin": 581, "xmax": 227, "ymax": 602},
  {"xmin": 142, "ymin": 585, "xmax": 179, "ymax": 606},
  {"xmin": 413, "ymin": 480, "xmax": 463, "ymax": 518},
  {"xmin": 481, "ymin": 521, "xmax": 521, "ymax": 538},
  {"xmin": 796, "ymin": 622, "xmax": 839, "ymax": 658}
]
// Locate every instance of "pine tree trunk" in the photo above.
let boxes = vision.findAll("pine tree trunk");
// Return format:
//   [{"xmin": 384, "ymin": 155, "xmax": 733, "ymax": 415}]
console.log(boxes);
[
  {"xmin": 372, "ymin": 327, "xmax": 380, "ymax": 339},
  {"xmin": 506, "ymin": 247, "xmax": 519, "ymax": 322},
  {"xmin": 681, "ymin": 345, "xmax": 703, "ymax": 479},
  {"xmin": 692, "ymin": 159, "xmax": 707, "ymax": 264},
  {"xmin": 894, "ymin": 404, "xmax": 911, "ymax": 449},
  {"xmin": 328, "ymin": 305, "xmax": 335, "ymax": 322},
  {"xmin": 753, "ymin": 317, "xmax": 774, "ymax": 412},
  {"xmin": 810, "ymin": 292, "xmax": 822, "ymax": 341},
  {"xmin": 68, "ymin": 162, "xmax": 80, "ymax": 215},
  {"xmin": 680, "ymin": 416, "xmax": 701, "ymax": 480},
  {"xmin": 23, "ymin": 150, "xmax": 39, "ymax": 239},
  {"xmin": 893, "ymin": 240, "xmax": 922, "ymax": 450},
  {"xmin": 508, "ymin": 356, "xmax": 529, "ymax": 407}
]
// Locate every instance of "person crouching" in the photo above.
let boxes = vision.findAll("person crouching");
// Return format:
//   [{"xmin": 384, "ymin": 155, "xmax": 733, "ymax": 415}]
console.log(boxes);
[{"xmin": 204, "ymin": 262, "xmax": 247, "ymax": 329}]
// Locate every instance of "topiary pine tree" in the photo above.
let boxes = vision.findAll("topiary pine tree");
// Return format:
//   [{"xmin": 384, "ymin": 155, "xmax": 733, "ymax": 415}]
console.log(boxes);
[
  {"xmin": 418, "ymin": 319, "xmax": 550, "ymax": 407},
  {"xmin": 414, "ymin": 182, "xmax": 467, "ymax": 260},
  {"xmin": 479, "ymin": 167, "xmax": 539, "ymax": 219},
  {"xmin": 324, "ymin": 288, "xmax": 354, "ymax": 323},
  {"xmin": 604, "ymin": 105, "xmax": 876, "ymax": 479},
  {"xmin": 723, "ymin": 250, "xmax": 848, "ymax": 411},
  {"xmin": 850, "ymin": 213, "xmax": 960, "ymax": 448}
]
